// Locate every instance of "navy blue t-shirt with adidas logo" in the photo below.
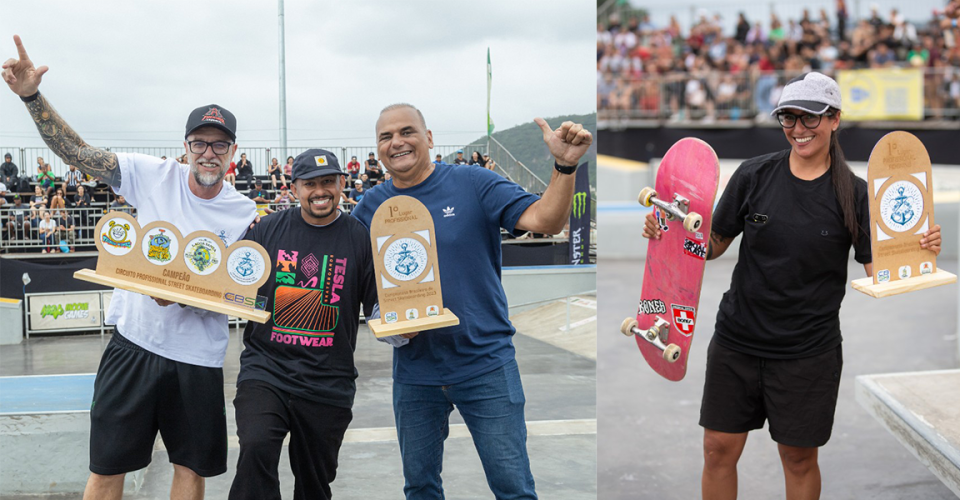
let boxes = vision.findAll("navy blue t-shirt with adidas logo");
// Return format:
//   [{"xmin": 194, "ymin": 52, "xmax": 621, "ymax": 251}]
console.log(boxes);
[{"xmin": 351, "ymin": 163, "xmax": 539, "ymax": 385}]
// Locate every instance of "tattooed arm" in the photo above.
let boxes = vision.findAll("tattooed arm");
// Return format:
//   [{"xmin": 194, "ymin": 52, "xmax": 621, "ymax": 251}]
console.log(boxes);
[
  {"xmin": 706, "ymin": 231, "xmax": 734, "ymax": 260},
  {"xmin": 2, "ymin": 35, "xmax": 120, "ymax": 187}
]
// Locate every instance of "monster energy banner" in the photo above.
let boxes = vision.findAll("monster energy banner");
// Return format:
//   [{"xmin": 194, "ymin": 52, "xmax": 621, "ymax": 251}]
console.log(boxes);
[{"xmin": 569, "ymin": 162, "xmax": 590, "ymax": 265}]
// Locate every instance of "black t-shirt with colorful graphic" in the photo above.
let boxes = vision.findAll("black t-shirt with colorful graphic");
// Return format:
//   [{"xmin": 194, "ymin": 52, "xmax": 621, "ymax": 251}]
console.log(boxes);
[{"xmin": 237, "ymin": 208, "xmax": 378, "ymax": 408}]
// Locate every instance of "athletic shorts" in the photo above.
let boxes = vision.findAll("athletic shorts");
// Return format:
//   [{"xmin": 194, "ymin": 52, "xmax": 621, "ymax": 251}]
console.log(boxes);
[
  {"xmin": 89, "ymin": 331, "xmax": 227, "ymax": 477},
  {"xmin": 699, "ymin": 337, "xmax": 843, "ymax": 448}
]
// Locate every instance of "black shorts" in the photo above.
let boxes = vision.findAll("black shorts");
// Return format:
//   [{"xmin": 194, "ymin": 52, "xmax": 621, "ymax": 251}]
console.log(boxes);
[
  {"xmin": 89, "ymin": 332, "xmax": 227, "ymax": 477},
  {"xmin": 699, "ymin": 338, "xmax": 843, "ymax": 448}
]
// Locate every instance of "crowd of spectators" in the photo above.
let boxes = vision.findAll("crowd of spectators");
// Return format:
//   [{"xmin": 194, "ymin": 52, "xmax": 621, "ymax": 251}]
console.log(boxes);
[
  {"xmin": 0, "ymin": 146, "xmax": 497, "ymax": 252},
  {"xmin": 598, "ymin": 1, "xmax": 960, "ymax": 121}
]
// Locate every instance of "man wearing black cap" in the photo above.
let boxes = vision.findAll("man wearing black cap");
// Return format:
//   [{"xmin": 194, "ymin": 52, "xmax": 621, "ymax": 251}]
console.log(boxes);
[
  {"xmin": 3, "ymin": 35, "xmax": 258, "ymax": 500},
  {"xmin": 228, "ymin": 149, "xmax": 379, "ymax": 500}
]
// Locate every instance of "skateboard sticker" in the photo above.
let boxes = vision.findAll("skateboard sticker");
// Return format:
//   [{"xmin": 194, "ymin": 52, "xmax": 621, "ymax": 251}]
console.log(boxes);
[
  {"xmin": 638, "ymin": 299, "xmax": 667, "ymax": 315},
  {"xmin": 142, "ymin": 227, "xmax": 177, "ymax": 265},
  {"xmin": 695, "ymin": 231, "xmax": 704, "ymax": 240},
  {"xmin": 899, "ymin": 265, "xmax": 912, "ymax": 279},
  {"xmin": 426, "ymin": 305, "xmax": 439, "ymax": 317},
  {"xmin": 683, "ymin": 238, "xmax": 707, "ymax": 260},
  {"xmin": 406, "ymin": 308, "xmax": 419, "ymax": 320},
  {"xmin": 654, "ymin": 208, "xmax": 669, "ymax": 232},
  {"xmin": 921, "ymin": 262, "xmax": 933, "ymax": 275},
  {"xmin": 385, "ymin": 312, "xmax": 398, "ymax": 324},
  {"xmin": 671, "ymin": 304, "xmax": 697, "ymax": 336},
  {"xmin": 877, "ymin": 269, "xmax": 891, "ymax": 283}
]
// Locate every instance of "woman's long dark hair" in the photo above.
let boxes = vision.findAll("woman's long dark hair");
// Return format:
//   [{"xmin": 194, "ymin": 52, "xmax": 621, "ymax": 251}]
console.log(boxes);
[{"xmin": 827, "ymin": 109, "xmax": 861, "ymax": 245}]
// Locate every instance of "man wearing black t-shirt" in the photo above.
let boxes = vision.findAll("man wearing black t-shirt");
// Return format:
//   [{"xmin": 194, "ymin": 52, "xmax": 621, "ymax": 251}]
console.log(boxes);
[
  {"xmin": 229, "ymin": 148, "xmax": 379, "ymax": 500},
  {"xmin": 365, "ymin": 152, "xmax": 382, "ymax": 180}
]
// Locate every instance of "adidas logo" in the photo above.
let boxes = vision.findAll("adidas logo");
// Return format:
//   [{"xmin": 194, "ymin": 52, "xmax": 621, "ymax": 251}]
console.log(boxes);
[{"xmin": 443, "ymin": 206, "xmax": 455, "ymax": 217}]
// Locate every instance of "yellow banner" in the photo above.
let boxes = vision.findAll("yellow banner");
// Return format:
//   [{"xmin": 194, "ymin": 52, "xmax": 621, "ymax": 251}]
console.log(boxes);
[{"xmin": 837, "ymin": 69, "xmax": 923, "ymax": 121}]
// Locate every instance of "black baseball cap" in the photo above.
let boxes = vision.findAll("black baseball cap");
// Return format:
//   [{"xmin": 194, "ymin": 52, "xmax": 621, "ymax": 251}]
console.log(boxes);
[
  {"xmin": 185, "ymin": 104, "xmax": 237, "ymax": 141},
  {"xmin": 292, "ymin": 149, "xmax": 347, "ymax": 181}
]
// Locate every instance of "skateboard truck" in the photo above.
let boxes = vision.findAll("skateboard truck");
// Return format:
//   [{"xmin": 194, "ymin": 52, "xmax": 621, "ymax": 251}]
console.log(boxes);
[
  {"xmin": 638, "ymin": 187, "xmax": 703, "ymax": 233},
  {"xmin": 620, "ymin": 317, "xmax": 682, "ymax": 363}
]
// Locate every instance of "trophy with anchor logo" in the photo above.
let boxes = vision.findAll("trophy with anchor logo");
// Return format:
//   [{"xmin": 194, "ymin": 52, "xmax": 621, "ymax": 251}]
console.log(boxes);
[
  {"xmin": 851, "ymin": 131, "xmax": 956, "ymax": 297},
  {"xmin": 367, "ymin": 195, "xmax": 459, "ymax": 337},
  {"xmin": 74, "ymin": 211, "xmax": 273, "ymax": 322}
]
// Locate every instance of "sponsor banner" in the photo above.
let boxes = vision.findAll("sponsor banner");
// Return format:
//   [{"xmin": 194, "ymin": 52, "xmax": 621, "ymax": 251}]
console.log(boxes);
[
  {"xmin": 837, "ymin": 69, "xmax": 923, "ymax": 121},
  {"xmin": 29, "ymin": 292, "xmax": 102, "ymax": 331},
  {"xmin": 569, "ymin": 162, "xmax": 591, "ymax": 265}
]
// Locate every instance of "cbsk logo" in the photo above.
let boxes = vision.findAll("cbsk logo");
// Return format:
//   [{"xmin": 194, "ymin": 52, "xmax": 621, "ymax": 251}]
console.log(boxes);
[
  {"xmin": 572, "ymin": 192, "xmax": 587, "ymax": 218},
  {"xmin": 224, "ymin": 293, "xmax": 267, "ymax": 310}
]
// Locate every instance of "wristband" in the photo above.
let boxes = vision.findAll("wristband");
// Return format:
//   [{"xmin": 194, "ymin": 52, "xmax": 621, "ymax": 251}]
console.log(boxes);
[
  {"xmin": 20, "ymin": 91, "xmax": 40, "ymax": 103},
  {"xmin": 554, "ymin": 161, "xmax": 578, "ymax": 175}
]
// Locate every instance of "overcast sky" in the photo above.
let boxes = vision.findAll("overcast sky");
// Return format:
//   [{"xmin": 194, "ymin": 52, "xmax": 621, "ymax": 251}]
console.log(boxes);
[{"xmin": 0, "ymin": 1, "xmax": 595, "ymax": 152}]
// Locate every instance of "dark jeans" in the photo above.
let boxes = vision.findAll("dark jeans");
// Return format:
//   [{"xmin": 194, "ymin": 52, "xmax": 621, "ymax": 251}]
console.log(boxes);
[
  {"xmin": 229, "ymin": 380, "xmax": 353, "ymax": 500},
  {"xmin": 393, "ymin": 359, "xmax": 537, "ymax": 500}
]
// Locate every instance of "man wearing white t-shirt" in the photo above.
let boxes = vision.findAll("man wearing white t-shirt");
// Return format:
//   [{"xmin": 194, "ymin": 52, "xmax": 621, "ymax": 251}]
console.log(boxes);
[{"xmin": 3, "ymin": 35, "xmax": 257, "ymax": 500}]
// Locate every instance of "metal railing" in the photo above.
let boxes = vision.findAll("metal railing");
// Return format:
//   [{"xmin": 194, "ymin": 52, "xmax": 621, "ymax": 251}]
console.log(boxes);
[
  {"xmin": 597, "ymin": 68, "xmax": 960, "ymax": 122},
  {"xmin": 0, "ymin": 144, "xmax": 502, "ymax": 181},
  {"xmin": 1, "ymin": 205, "xmax": 121, "ymax": 252},
  {"xmin": 487, "ymin": 136, "xmax": 548, "ymax": 194}
]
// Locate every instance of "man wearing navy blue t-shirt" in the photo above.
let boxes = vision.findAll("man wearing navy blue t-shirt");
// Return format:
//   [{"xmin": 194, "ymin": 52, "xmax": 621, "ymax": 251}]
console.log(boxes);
[{"xmin": 351, "ymin": 103, "xmax": 592, "ymax": 500}]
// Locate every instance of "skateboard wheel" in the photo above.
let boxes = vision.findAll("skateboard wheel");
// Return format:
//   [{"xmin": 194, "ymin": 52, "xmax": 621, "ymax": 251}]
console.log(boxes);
[
  {"xmin": 663, "ymin": 344, "xmax": 681, "ymax": 363},
  {"xmin": 638, "ymin": 187, "xmax": 657, "ymax": 207},
  {"xmin": 683, "ymin": 212, "xmax": 702, "ymax": 232},
  {"xmin": 620, "ymin": 317, "xmax": 638, "ymax": 337}
]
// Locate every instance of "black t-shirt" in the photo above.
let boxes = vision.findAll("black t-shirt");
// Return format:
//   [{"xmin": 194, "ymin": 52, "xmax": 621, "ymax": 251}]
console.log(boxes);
[
  {"xmin": 712, "ymin": 150, "xmax": 871, "ymax": 359},
  {"xmin": 238, "ymin": 208, "xmax": 378, "ymax": 408},
  {"xmin": 236, "ymin": 159, "xmax": 254, "ymax": 177},
  {"xmin": 248, "ymin": 187, "xmax": 271, "ymax": 201},
  {"xmin": 365, "ymin": 159, "xmax": 382, "ymax": 179}
]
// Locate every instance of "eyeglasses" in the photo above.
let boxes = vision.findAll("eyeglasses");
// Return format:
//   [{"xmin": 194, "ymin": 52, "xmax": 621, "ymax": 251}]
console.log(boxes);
[
  {"xmin": 187, "ymin": 140, "xmax": 233, "ymax": 155},
  {"xmin": 777, "ymin": 112, "xmax": 833, "ymax": 129}
]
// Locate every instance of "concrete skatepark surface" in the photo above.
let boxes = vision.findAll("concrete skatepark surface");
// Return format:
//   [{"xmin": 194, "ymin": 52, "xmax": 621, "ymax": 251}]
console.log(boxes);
[
  {"xmin": 0, "ymin": 297, "xmax": 597, "ymax": 499},
  {"xmin": 598, "ymin": 257, "xmax": 958, "ymax": 499}
]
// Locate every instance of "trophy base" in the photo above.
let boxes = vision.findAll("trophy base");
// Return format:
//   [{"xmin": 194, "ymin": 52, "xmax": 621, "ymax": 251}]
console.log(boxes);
[
  {"xmin": 73, "ymin": 269, "xmax": 271, "ymax": 323},
  {"xmin": 851, "ymin": 270, "xmax": 957, "ymax": 298},
  {"xmin": 368, "ymin": 308, "xmax": 460, "ymax": 338}
]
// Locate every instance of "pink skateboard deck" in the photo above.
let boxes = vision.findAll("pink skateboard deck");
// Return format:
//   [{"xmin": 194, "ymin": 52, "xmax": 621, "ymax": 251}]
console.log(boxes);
[{"xmin": 621, "ymin": 138, "xmax": 719, "ymax": 381}]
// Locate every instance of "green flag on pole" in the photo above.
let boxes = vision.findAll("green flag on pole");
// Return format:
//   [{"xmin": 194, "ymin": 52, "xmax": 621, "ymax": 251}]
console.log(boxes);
[{"xmin": 487, "ymin": 48, "xmax": 494, "ymax": 136}]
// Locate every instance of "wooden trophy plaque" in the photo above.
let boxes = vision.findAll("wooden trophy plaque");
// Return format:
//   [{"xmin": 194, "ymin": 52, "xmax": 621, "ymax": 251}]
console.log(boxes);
[
  {"xmin": 367, "ymin": 195, "xmax": 459, "ymax": 337},
  {"xmin": 851, "ymin": 131, "xmax": 956, "ymax": 298},
  {"xmin": 74, "ymin": 212, "xmax": 272, "ymax": 322}
]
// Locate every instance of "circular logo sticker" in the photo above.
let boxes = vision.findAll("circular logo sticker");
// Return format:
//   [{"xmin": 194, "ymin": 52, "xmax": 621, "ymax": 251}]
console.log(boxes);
[
  {"xmin": 100, "ymin": 218, "xmax": 136, "ymax": 256},
  {"xmin": 383, "ymin": 237, "xmax": 428, "ymax": 282},
  {"xmin": 227, "ymin": 247, "xmax": 266, "ymax": 285},
  {"xmin": 879, "ymin": 180, "xmax": 924, "ymax": 233},
  {"xmin": 141, "ymin": 227, "xmax": 179, "ymax": 266},
  {"xmin": 183, "ymin": 236, "xmax": 222, "ymax": 275}
]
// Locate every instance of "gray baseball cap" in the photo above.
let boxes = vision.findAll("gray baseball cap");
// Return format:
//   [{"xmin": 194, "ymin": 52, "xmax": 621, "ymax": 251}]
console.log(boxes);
[{"xmin": 771, "ymin": 72, "xmax": 842, "ymax": 116}]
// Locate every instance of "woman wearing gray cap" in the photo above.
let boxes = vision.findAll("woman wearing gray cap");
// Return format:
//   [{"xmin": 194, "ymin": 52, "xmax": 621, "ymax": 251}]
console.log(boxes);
[{"xmin": 644, "ymin": 72, "xmax": 942, "ymax": 499}]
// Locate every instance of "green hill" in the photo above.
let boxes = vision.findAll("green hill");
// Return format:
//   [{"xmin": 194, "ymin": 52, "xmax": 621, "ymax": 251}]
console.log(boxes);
[{"xmin": 461, "ymin": 113, "xmax": 597, "ymax": 196}]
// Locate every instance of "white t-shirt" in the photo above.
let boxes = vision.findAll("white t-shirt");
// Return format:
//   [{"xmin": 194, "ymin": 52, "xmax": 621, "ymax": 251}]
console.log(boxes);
[
  {"xmin": 38, "ymin": 219, "xmax": 55, "ymax": 233},
  {"xmin": 105, "ymin": 153, "xmax": 257, "ymax": 367}
]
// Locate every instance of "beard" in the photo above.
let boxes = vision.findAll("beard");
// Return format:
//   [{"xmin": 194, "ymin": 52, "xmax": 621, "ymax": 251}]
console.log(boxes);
[
  {"xmin": 190, "ymin": 161, "xmax": 226, "ymax": 187},
  {"xmin": 302, "ymin": 196, "xmax": 337, "ymax": 220}
]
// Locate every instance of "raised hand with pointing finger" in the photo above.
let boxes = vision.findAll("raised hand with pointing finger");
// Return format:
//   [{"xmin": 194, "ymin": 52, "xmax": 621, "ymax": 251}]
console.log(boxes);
[
  {"xmin": 2, "ymin": 35, "xmax": 122, "ymax": 187},
  {"xmin": 1, "ymin": 35, "xmax": 48, "ymax": 97}
]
